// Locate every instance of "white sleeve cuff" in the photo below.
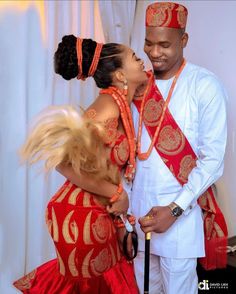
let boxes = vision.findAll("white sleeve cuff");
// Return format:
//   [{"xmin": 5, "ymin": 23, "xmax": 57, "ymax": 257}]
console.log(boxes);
[{"xmin": 174, "ymin": 187, "xmax": 197, "ymax": 215}]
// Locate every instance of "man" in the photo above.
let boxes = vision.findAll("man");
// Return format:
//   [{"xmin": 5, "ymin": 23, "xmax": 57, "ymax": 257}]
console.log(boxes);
[{"xmin": 130, "ymin": 2, "xmax": 228, "ymax": 294}]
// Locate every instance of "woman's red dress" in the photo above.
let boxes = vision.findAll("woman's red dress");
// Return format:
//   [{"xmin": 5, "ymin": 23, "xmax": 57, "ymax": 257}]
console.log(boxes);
[{"xmin": 14, "ymin": 127, "xmax": 138, "ymax": 294}]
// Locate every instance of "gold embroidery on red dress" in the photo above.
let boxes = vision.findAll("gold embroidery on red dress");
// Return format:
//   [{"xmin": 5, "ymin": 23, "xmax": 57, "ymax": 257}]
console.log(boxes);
[
  {"xmin": 50, "ymin": 181, "xmax": 68, "ymax": 202},
  {"xmin": 55, "ymin": 182, "xmax": 73, "ymax": 203},
  {"xmin": 102, "ymin": 117, "xmax": 119, "ymax": 145},
  {"xmin": 82, "ymin": 248, "xmax": 94, "ymax": 278},
  {"xmin": 92, "ymin": 214, "xmax": 110, "ymax": 243},
  {"xmin": 62, "ymin": 211, "xmax": 78, "ymax": 244},
  {"xmin": 156, "ymin": 125, "xmax": 185, "ymax": 155},
  {"xmin": 45, "ymin": 208, "xmax": 52, "ymax": 235},
  {"xmin": 83, "ymin": 191, "xmax": 92, "ymax": 207},
  {"xmin": 68, "ymin": 187, "xmax": 82, "ymax": 205},
  {"xmin": 90, "ymin": 248, "xmax": 112, "ymax": 276},
  {"xmin": 56, "ymin": 248, "xmax": 66, "ymax": 276},
  {"xmin": 52, "ymin": 207, "xmax": 59, "ymax": 242},
  {"xmin": 68, "ymin": 247, "xmax": 79, "ymax": 276},
  {"xmin": 13, "ymin": 269, "xmax": 37, "ymax": 290},
  {"xmin": 83, "ymin": 211, "xmax": 93, "ymax": 245},
  {"xmin": 113, "ymin": 137, "xmax": 129, "ymax": 165}
]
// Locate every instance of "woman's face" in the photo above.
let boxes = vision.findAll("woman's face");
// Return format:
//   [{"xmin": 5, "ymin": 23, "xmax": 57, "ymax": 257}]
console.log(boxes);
[{"xmin": 120, "ymin": 46, "xmax": 147, "ymax": 86}]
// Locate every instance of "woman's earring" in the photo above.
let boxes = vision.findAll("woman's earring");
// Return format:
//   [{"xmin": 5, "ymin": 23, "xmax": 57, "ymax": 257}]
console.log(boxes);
[{"xmin": 123, "ymin": 80, "xmax": 128, "ymax": 96}]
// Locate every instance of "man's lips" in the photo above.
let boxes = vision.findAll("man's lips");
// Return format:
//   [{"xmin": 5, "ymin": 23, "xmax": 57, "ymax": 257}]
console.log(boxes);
[{"xmin": 151, "ymin": 59, "xmax": 166, "ymax": 63}]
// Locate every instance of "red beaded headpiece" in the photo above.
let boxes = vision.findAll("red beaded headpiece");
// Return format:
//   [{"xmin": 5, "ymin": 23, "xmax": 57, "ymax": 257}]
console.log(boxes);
[{"xmin": 76, "ymin": 38, "xmax": 103, "ymax": 80}]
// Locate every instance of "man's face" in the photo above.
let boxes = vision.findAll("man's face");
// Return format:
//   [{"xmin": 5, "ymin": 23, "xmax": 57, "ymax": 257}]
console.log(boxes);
[{"xmin": 144, "ymin": 26, "xmax": 188, "ymax": 78}]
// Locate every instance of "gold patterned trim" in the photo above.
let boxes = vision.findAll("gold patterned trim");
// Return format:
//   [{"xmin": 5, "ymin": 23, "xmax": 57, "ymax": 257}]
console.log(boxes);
[
  {"xmin": 90, "ymin": 248, "xmax": 112, "ymax": 276},
  {"xmin": 82, "ymin": 248, "xmax": 94, "ymax": 278},
  {"xmin": 68, "ymin": 247, "xmax": 79, "ymax": 277},
  {"xmin": 45, "ymin": 208, "xmax": 52, "ymax": 235},
  {"xmin": 146, "ymin": 3, "xmax": 175, "ymax": 27},
  {"xmin": 83, "ymin": 192, "xmax": 92, "ymax": 207},
  {"xmin": 178, "ymin": 155, "xmax": 196, "ymax": 183},
  {"xmin": 205, "ymin": 215, "xmax": 215, "ymax": 239},
  {"xmin": 156, "ymin": 125, "xmax": 185, "ymax": 155},
  {"xmin": 55, "ymin": 182, "xmax": 73, "ymax": 203},
  {"xmin": 56, "ymin": 248, "xmax": 66, "ymax": 275},
  {"xmin": 92, "ymin": 215, "xmax": 109, "ymax": 244},
  {"xmin": 62, "ymin": 211, "xmax": 78, "ymax": 244},
  {"xmin": 143, "ymin": 98, "xmax": 164, "ymax": 127},
  {"xmin": 13, "ymin": 269, "xmax": 37, "ymax": 290},
  {"xmin": 103, "ymin": 117, "xmax": 119, "ymax": 145},
  {"xmin": 83, "ymin": 211, "xmax": 93, "ymax": 245},
  {"xmin": 177, "ymin": 6, "xmax": 187, "ymax": 28},
  {"xmin": 68, "ymin": 187, "xmax": 82, "ymax": 205},
  {"xmin": 213, "ymin": 222, "xmax": 225, "ymax": 238},
  {"xmin": 52, "ymin": 207, "xmax": 59, "ymax": 242},
  {"xmin": 113, "ymin": 138, "xmax": 129, "ymax": 165}
]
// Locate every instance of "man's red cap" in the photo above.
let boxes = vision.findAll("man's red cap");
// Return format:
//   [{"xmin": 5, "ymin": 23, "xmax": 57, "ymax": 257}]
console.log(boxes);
[{"xmin": 146, "ymin": 2, "xmax": 188, "ymax": 29}]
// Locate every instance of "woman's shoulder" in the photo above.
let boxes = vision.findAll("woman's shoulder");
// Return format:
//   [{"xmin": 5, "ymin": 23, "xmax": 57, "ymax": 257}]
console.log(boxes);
[
  {"xmin": 85, "ymin": 93, "xmax": 120, "ymax": 122},
  {"xmin": 84, "ymin": 93, "xmax": 120, "ymax": 144}
]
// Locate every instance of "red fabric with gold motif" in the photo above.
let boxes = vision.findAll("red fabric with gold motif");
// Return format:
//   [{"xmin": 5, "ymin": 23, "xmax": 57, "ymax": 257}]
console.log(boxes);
[
  {"xmin": 146, "ymin": 2, "xmax": 188, "ymax": 29},
  {"xmin": 133, "ymin": 72, "xmax": 228, "ymax": 270},
  {"xmin": 13, "ymin": 127, "xmax": 138, "ymax": 293}
]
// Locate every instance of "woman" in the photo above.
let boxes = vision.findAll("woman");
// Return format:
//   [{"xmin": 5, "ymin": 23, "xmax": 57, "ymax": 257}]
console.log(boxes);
[{"xmin": 13, "ymin": 35, "xmax": 147, "ymax": 293}]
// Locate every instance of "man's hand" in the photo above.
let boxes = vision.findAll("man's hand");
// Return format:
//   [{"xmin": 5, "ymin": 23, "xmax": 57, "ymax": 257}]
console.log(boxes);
[{"xmin": 139, "ymin": 206, "xmax": 177, "ymax": 234}]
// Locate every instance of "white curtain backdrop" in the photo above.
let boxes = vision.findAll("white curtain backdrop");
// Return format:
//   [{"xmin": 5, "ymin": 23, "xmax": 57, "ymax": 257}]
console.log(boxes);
[
  {"xmin": 1, "ymin": 0, "xmax": 235, "ymax": 293},
  {"xmin": 98, "ymin": 0, "xmax": 136, "ymax": 45}
]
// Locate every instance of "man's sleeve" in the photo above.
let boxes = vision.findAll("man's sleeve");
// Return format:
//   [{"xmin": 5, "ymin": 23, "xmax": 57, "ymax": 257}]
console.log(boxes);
[{"xmin": 174, "ymin": 74, "xmax": 227, "ymax": 215}]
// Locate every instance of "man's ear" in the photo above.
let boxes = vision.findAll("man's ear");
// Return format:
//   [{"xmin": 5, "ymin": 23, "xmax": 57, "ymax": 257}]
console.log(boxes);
[{"xmin": 182, "ymin": 32, "xmax": 189, "ymax": 48}]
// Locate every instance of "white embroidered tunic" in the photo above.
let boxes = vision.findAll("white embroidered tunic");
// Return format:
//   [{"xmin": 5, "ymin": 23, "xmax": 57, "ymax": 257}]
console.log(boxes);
[{"xmin": 129, "ymin": 62, "xmax": 227, "ymax": 258}]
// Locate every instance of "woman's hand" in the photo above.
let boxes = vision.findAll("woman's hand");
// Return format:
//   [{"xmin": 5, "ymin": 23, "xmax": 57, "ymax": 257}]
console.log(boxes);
[{"xmin": 106, "ymin": 190, "xmax": 129, "ymax": 215}]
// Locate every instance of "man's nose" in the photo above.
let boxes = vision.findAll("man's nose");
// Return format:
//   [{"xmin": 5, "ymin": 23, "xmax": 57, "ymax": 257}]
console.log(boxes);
[{"xmin": 150, "ymin": 45, "xmax": 162, "ymax": 59}]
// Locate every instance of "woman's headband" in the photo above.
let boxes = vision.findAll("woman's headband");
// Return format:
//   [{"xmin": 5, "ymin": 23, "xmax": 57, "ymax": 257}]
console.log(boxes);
[{"xmin": 76, "ymin": 38, "xmax": 103, "ymax": 80}]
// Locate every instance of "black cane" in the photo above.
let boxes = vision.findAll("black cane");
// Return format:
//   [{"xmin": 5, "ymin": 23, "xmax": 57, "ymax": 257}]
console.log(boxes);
[{"xmin": 144, "ymin": 232, "xmax": 151, "ymax": 294}]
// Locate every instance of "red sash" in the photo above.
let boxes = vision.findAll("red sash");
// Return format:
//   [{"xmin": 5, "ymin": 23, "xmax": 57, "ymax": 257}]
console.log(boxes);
[{"xmin": 134, "ymin": 72, "xmax": 228, "ymax": 270}]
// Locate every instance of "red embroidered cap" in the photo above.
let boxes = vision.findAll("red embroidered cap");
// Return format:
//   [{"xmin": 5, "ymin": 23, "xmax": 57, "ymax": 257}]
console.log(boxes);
[{"xmin": 146, "ymin": 2, "xmax": 188, "ymax": 29}]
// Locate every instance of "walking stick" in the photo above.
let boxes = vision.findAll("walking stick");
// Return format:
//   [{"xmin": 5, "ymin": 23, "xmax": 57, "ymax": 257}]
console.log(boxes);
[{"xmin": 144, "ymin": 231, "xmax": 151, "ymax": 294}]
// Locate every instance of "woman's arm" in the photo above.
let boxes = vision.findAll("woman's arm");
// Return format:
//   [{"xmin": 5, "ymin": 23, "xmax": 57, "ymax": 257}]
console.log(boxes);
[
  {"xmin": 56, "ymin": 163, "xmax": 129, "ymax": 214},
  {"xmin": 56, "ymin": 162, "xmax": 117, "ymax": 197}
]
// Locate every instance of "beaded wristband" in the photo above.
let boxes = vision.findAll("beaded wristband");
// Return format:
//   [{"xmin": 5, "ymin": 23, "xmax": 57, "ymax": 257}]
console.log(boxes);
[
  {"xmin": 109, "ymin": 183, "xmax": 123, "ymax": 203},
  {"xmin": 113, "ymin": 215, "xmax": 136, "ymax": 228}
]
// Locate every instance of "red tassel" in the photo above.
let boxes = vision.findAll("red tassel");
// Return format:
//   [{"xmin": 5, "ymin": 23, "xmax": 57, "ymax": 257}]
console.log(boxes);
[{"xmin": 199, "ymin": 236, "xmax": 228, "ymax": 270}]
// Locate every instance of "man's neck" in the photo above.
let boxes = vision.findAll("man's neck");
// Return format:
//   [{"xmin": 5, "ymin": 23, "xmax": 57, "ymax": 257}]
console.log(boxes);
[{"xmin": 154, "ymin": 58, "xmax": 185, "ymax": 80}]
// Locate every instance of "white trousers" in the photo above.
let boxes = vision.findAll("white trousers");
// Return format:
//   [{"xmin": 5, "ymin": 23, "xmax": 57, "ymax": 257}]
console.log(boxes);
[{"xmin": 134, "ymin": 252, "xmax": 198, "ymax": 294}]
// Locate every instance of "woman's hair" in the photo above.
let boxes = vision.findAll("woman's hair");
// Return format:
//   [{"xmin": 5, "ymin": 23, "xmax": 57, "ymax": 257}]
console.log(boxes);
[
  {"xmin": 20, "ymin": 106, "xmax": 120, "ymax": 184},
  {"xmin": 54, "ymin": 35, "xmax": 123, "ymax": 88}
]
